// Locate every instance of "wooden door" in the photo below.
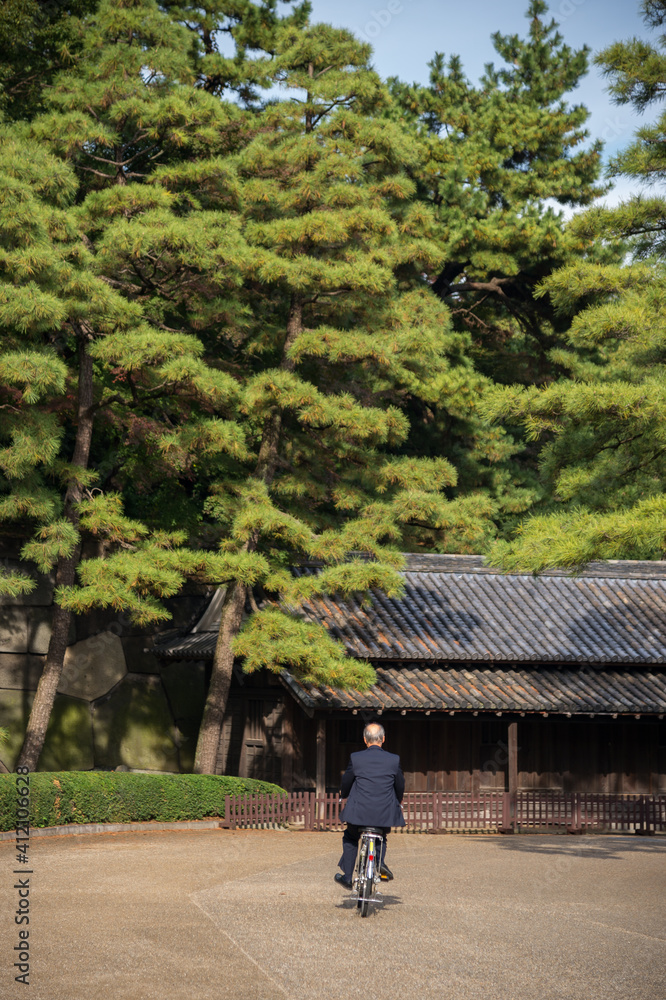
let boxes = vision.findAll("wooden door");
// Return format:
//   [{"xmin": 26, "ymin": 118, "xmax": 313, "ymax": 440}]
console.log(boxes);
[{"xmin": 238, "ymin": 697, "xmax": 283, "ymax": 784}]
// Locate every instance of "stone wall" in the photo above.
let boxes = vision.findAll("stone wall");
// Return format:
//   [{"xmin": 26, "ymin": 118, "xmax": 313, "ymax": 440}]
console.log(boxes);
[{"xmin": 0, "ymin": 555, "xmax": 210, "ymax": 772}]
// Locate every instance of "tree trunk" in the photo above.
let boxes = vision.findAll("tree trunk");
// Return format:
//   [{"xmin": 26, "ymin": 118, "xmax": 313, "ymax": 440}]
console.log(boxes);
[
  {"xmin": 192, "ymin": 297, "xmax": 304, "ymax": 774},
  {"xmin": 16, "ymin": 339, "xmax": 94, "ymax": 771},
  {"xmin": 193, "ymin": 581, "xmax": 247, "ymax": 774}
]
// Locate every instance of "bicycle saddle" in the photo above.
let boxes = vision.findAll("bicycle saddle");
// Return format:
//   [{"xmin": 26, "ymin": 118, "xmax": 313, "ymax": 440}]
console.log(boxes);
[{"xmin": 361, "ymin": 826, "xmax": 384, "ymax": 835}]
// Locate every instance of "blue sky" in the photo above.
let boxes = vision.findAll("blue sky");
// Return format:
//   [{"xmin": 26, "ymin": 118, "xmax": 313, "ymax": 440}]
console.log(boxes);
[{"xmin": 306, "ymin": 0, "xmax": 653, "ymax": 206}]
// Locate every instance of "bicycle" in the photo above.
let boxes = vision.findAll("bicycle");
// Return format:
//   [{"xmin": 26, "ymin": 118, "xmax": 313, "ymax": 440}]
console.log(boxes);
[{"xmin": 351, "ymin": 827, "xmax": 384, "ymax": 917}]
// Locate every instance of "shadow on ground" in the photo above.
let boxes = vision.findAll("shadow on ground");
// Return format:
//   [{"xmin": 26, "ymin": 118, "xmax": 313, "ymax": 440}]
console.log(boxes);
[{"xmin": 487, "ymin": 834, "xmax": 666, "ymax": 859}]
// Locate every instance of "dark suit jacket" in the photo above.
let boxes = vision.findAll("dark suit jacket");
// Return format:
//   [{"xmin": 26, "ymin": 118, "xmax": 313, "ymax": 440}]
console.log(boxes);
[{"xmin": 340, "ymin": 745, "xmax": 406, "ymax": 828}]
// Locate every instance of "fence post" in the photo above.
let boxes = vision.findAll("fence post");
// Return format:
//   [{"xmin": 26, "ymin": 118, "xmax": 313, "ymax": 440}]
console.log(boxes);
[
  {"xmin": 569, "ymin": 793, "xmax": 580, "ymax": 834},
  {"xmin": 637, "ymin": 795, "xmax": 653, "ymax": 836},
  {"xmin": 501, "ymin": 791, "xmax": 515, "ymax": 833}
]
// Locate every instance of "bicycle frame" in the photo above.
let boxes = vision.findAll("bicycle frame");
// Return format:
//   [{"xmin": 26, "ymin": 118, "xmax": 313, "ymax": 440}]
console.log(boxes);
[{"xmin": 352, "ymin": 828, "xmax": 384, "ymax": 916}]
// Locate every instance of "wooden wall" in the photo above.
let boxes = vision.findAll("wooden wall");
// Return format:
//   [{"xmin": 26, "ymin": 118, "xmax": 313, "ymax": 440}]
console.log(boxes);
[{"xmin": 318, "ymin": 714, "xmax": 666, "ymax": 795}]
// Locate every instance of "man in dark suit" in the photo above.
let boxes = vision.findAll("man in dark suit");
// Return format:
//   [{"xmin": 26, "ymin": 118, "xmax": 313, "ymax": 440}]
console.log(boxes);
[{"xmin": 334, "ymin": 722, "xmax": 405, "ymax": 889}]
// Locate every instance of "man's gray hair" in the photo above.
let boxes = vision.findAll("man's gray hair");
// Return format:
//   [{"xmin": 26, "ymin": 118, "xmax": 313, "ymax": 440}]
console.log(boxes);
[{"xmin": 363, "ymin": 723, "xmax": 385, "ymax": 744}]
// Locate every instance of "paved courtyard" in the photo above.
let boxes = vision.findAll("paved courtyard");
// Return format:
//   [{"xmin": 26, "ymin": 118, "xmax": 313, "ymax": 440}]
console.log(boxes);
[{"xmin": 1, "ymin": 828, "xmax": 665, "ymax": 1000}]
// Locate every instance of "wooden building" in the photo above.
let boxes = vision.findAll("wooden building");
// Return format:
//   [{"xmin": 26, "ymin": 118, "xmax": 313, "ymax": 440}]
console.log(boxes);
[{"xmin": 154, "ymin": 555, "xmax": 666, "ymax": 795}]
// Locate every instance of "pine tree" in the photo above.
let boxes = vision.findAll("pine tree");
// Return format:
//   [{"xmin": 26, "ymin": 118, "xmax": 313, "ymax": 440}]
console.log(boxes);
[
  {"xmin": 385, "ymin": 2, "xmax": 606, "ymax": 539},
  {"xmin": 483, "ymin": 0, "xmax": 666, "ymax": 571},
  {"xmin": 5, "ymin": 2, "xmax": 495, "ymax": 774},
  {"xmin": 3, "ymin": 0, "xmax": 255, "ymax": 770},
  {"xmin": 0, "ymin": 131, "xmax": 189, "ymax": 768},
  {"xmin": 166, "ymin": 20, "xmax": 493, "ymax": 772},
  {"xmin": 391, "ymin": 0, "xmax": 604, "ymax": 382}
]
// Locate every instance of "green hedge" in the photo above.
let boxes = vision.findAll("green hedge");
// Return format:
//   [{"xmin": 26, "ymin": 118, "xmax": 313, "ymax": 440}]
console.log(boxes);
[{"xmin": 0, "ymin": 772, "xmax": 285, "ymax": 831}]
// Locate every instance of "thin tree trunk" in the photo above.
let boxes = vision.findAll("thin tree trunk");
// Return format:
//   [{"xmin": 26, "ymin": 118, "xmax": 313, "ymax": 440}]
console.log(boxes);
[
  {"xmin": 16, "ymin": 339, "xmax": 94, "ymax": 771},
  {"xmin": 193, "ymin": 581, "xmax": 247, "ymax": 774},
  {"xmin": 193, "ymin": 298, "xmax": 304, "ymax": 774}
]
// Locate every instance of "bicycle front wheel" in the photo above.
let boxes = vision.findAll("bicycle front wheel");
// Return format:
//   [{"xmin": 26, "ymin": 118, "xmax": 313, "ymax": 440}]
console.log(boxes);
[
  {"xmin": 359, "ymin": 871, "xmax": 372, "ymax": 917},
  {"xmin": 356, "ymin": 841, "xmax": 367, "ymax": 912}
]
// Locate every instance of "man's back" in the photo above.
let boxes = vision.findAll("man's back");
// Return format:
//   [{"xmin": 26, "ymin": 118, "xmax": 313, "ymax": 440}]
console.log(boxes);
[{"xmin": 340, "ymin": 746, "xmax": 405, "ymax": 828}]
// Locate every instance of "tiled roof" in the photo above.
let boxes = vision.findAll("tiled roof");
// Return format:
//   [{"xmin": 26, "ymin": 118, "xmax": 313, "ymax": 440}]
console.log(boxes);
[
  {"xmin": 296, "ymin": 567, "xmax": 666, "ymax": 664},
  {"xmin": 280, "ymin": 664, "xmax": 666, "ymax": 716},
  {"xmin": 154, "ymin": 555, "xmax": 666, "ymax": 666}
]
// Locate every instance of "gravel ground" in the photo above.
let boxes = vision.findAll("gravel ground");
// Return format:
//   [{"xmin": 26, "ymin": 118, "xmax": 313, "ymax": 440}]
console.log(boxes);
[{"xmin": 1, "ymin": 829, "xmax": 665, "ymax": 1000}]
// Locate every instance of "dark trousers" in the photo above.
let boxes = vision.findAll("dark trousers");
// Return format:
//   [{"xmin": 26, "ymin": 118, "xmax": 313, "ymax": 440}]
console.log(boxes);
[{"xmin": 338, "ymin": 824, "xmax": 390, "ymax": 881}]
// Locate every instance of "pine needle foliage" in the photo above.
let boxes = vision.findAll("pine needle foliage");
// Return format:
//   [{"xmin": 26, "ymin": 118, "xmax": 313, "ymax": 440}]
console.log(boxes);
[
  {"xmin": 162, "ymin": 0, "xmax": 311, "ymax": 106},
  {"xmin": 485, "ymin": 1, "xmax": 666, "ymax": 571},
  {"xmin": 0, "ymin": 0, "xmax": 277, "ymax": 770},
  {"xmin": 390, "ymin": 0, "xmax": 604, "ymax": 382},
  {"xmin": 167, "ymin": 19, "xmax": 500, "ymax": 770},
  {"xmin": 1, "ymin": 0, "xmax": 597, "ymax": 771},
  {"xmin": 0, "ymin": 0, "xmax": 98, "ymax": 123},
  {"xmin": 0, "ymin": 1, "xmax": 494, "ymax": 773},
  {"xmin": 386, "ymin": 2, "xmax": 606, "ymax": 539}
]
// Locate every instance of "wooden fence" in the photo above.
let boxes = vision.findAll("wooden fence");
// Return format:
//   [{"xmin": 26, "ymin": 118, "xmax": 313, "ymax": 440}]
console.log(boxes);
[{"xmin": 221, "ymin": 791, "xmax": 666, "ymax": 834}]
